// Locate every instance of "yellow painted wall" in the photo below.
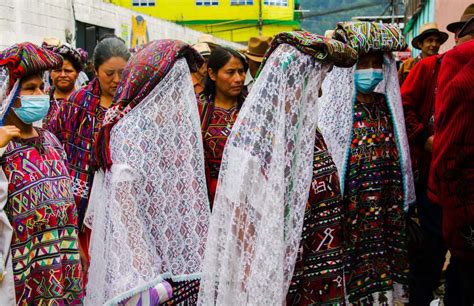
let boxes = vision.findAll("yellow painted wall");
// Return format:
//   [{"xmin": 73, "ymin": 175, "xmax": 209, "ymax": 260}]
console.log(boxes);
[
  {"xmin": 190, "ymin": 24, "xmax": 295, "ymax": 42},
  {"xmin": 111, "ymin": 0, "xmax": 294, "ymax": 21},
  {"xmin": 109, "ymin": 0, "xmax": 299, "ymax": 42}
]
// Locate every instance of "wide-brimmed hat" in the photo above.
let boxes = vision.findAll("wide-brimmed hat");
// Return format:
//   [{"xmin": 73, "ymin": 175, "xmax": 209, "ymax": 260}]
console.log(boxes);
[
  {"xmin": 42, "ymin": 36, "xmax": 62, "ymax": 47},
  {"xmin": 447, "ymin": 3, "xmax": 474, "ymax": 33},
  {"xmin": 412, "ymin": 23, "xmax": 448, "ymax": 49},
  {"xmin": 244, "ymin": 36, "xmax": 272, "ymax": 62},
  {"xmin": 459, "ymin": 16, "xmax": 474, "ymax": 38},
  {"xmin": 197, "ymin": 34, "xmax": 219, "ymax": 49},
  {"xmin": 193, "ymin": 42, "xmax": 211, "ymax": 57}
]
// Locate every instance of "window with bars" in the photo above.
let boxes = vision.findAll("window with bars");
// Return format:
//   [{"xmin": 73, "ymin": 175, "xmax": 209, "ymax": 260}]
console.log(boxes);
[
  {"xmin": 263, "ymin": 0, "xmax": 288, "ymax": 6},
  {"xmin": 231, "ymin": 0, "xmax": 253, "ymax": 5},
  {"xmin": 196, "ymin": 0, "xmax": 219, "ymax": 6},
  {"xmin": 132, "ymin": 0, "xmax": 156, "ymax": 6}
]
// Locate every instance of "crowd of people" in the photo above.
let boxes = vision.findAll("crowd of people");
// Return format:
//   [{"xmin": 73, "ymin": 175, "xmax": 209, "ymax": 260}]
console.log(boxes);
[{"xmin": 0, "ymin": 4, "xmax": 472, "ymax": 306}]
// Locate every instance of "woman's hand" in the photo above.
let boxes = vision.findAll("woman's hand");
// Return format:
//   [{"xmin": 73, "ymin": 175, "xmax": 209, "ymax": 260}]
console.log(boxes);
[{"xmin": 0, "ymin": 126, "xmax": 21, "ymax": 148}]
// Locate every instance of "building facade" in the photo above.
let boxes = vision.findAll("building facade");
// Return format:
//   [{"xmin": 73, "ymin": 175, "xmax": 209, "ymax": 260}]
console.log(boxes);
[
  {"xmin": 0, "ymin": 0, "xmax": 242, "ymax": 53},
  {"xmin": 404, "ymin": 0, "xmax": 472, "ymax": 56},
  {"xmin": 109, "ymin": 0, "xmax": 301, "ymax": 43}
]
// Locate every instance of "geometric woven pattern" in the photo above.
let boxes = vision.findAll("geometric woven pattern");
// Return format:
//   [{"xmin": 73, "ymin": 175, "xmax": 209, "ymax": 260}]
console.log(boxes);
[
  {"xmin": 49, "ymin": 77, "xmax": 107, "ymax": 227},
  {"xmin": 333, "ymin": 22, "xmax": 406, "ymax": 55},
  {"xmin": 343, "ymin": 94, "xmax": 409, "ymax": 304},
  {"xmin": 1, "ymin": 128, "xmax": 83, "ymax": 304},
  {"xmin": 287, "ymin": 130, "xmax": 345, "ymax": 305}
]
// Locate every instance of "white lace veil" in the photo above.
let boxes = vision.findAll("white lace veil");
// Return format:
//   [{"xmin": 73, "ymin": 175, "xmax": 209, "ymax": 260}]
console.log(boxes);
[
  {"xmin": 86, "ymin": 58, "xmax": 210, "ymax": 305},
  {"xmin": 318, "ymin": 54, "xmax": 415, "ymax": 209},
  {"xmin": 198, "ymin": 44, "xmax": 331, "ymax": 305},
  {"xmin": 0, "ymin": 67, "xmax": 20, "ymax": 125}
]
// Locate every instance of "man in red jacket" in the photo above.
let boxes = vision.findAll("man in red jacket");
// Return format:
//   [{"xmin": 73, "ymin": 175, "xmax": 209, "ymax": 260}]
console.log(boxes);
[
  {"xmin": 401, "ymin": 5, "xmax": 473, "ymax": 305},
  {"xmin": 429, "ymin": 17, "xmax": 474, "ymax": 306}
]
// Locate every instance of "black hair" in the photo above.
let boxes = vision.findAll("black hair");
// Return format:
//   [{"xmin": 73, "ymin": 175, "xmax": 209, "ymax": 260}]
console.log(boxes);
[
  {"xmin": 98, "ymin": 33, "xmax": 126, "ymax": 44},
  {"xmin": 202, "ymin": 46, "xmax": 248, "ymax": 98},
  {"xmin": 62, "ymin": 54, "xmax": 82, "ymax": 72},
  {"xmin": 93, "ymin": 37, "xmax": 130, "ymax": 70}
]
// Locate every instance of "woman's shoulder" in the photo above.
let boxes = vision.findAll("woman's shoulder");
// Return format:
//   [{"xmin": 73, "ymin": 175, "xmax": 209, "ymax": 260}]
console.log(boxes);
[
  {"xmin": 67, "ymin": 84, "xmax": 93, "ymax": 102},
  {"xmin": 62, "ymin": 89, "xmax": 89, "ymax": 111},
  {"xmin": 62, "ymin": 79, "xmax": 100, "ymax": 111},
  {"xmin": 69, "ymin": 78, "xmax": 99, "ymax": 98},
  {"xmin": 2, "ymin": 129, "xmax": 62, "ymax": 158}
]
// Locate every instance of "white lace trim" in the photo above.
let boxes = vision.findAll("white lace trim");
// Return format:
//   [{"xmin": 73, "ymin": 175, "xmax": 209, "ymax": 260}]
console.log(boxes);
[{"xmin": 0, "ymin": 68, "xmax": 19, "ymax": 124}]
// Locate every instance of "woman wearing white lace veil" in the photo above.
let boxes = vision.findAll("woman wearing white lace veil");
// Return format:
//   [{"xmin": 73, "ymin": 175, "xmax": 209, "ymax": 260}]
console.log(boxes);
[
  {"xmin": 86, "ymin": 40, "xmax": 209, "ymax": 305},
  {"xmin": 198, "ymin": 31, "xmax": 358, "ymax": 305},
  {"xmin": 318, "ymin": 22, "xmax": 415, "ymax": 304}
]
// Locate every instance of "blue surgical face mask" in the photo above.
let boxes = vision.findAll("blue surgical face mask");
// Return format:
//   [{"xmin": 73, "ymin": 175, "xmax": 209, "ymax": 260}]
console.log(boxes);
[
  {"xmin": 13, "ymin": 95, "xmax": 50, "ymax": 124},
  {"xmin": 354, "ymin": 68, "xmax": 384, "ymax": 94}
]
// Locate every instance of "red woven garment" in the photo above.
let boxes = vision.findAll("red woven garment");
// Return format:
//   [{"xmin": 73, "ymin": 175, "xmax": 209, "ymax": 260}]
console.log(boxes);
[{"xmin": 428, "ymin": 40, "xmax": 474, "ymax": 260}]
